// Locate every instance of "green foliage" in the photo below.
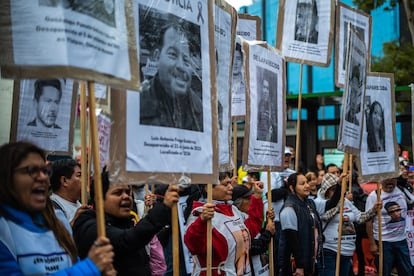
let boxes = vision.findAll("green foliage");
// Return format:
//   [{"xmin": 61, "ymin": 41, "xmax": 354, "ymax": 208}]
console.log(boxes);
[
  {"xmin": 352, "ymin": 0, "xmax": 399, "ymax": 13},
  {"xmin": 371, "ymin": 41, "xmax": 414, "ymax": 85}
]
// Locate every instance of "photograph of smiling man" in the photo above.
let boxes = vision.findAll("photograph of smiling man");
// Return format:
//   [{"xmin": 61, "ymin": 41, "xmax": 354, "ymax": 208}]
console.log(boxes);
[{"xmin": 139, "ymin": 15, "xmax": 203, "ymax": 132}]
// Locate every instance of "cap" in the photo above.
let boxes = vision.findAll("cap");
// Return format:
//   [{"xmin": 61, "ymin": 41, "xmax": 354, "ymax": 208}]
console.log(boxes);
[
  {"xmin": 319, "ymin": 173, "xmax": 339, "ymax": 199},
  {"xmin": 284, "ymin": 146, "xmax": 292, "ymax": 155},
  {"xmin": 232, "ymin": 185, "xmax": 253, "ymax": 201},
  {"xmin": 242, "ymin": 176, "xmax": 249, "ymax": 183}
]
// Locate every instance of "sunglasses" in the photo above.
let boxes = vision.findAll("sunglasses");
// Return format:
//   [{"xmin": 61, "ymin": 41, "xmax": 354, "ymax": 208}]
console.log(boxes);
[
  {"xmin": 388, "ymin": 208, "xmax": 402, "ymax": 214},
  {"xmin": 15, "ymin": 165, "xmax": 52, "ymax": 177}
]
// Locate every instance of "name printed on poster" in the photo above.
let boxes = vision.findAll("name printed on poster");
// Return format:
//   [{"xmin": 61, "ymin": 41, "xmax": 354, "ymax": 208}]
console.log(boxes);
[
  {"xmin": 30, "ymin": 130, "xmax": 58, "ymax": 139},
  {"xmin": 144, "ymin": 136, "xmax": 201, "ymax": 156},
  {"xmin": 367, "ymin": 156, "xmax": 390, "ymax": 167},
  {"xmin": 38, "ymin": 16, "xmax": 120, "ymax": 56},
  {"xmin": 253, "ymin": 144, "xmax": 279, "ymax": 158},
  {"xmin": 343, "ymin": 15, "xmax": 367, "ymax": 27},
  {"xmin": 288, "ymin": 43, "xmax": 321, "ymax": 56},
  {"xmin": 343, "ymin": 126, "xmax": 359, "ymax": 140},
  {"xmin": 366, "ymin": 85, "xmax": 387, "ymax": 91},
  {"xmin": 253, "ymin": 54, "xmax": 279, "ymax": 69}
]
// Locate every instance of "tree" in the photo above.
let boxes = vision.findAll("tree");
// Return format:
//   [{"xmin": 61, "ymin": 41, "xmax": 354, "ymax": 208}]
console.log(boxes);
[
  {"xmin": 371, "ymin": 41, "xmax": 414, "ymax": 85},
  {"xmin": 353, "ymin": 0, "xmax": 414, "ymax": 45},
  {"xmin": 353, "ymin": 0, "xmax": 414, "ymax": 85}
]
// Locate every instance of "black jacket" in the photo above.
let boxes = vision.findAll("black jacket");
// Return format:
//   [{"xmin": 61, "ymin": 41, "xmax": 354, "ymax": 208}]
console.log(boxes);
[
  {"xmin": 278, "ymin": 194, "xmax": 322, "ymax": 275},
  {"xmin": 72, "ymin": 202, "xmax": 171, "ymax": 276}
]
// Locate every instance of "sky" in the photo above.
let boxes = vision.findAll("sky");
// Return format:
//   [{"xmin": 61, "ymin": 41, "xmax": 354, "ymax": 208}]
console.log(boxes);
[{"xmin": 226, "ymin": 0, "xmax": 253, "ymax": 10}]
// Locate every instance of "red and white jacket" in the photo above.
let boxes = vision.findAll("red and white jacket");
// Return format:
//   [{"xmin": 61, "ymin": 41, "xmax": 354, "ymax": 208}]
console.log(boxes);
[{"xmin": 184, "ymin": 196, "xmax": 263, "ymax": 276}]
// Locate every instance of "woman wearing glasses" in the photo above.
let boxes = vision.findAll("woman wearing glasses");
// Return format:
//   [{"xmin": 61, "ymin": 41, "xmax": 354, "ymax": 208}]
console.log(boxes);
[
  {"xmin": 0, "ymin": 141, "xmax": 115, "ymax": 275},
  {"xmin": 184, "ymin": 172, "xmax": 264, "ymax": 276}
]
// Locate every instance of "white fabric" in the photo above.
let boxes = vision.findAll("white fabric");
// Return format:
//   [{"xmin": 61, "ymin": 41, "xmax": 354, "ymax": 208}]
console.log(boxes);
[
  {"xmin": 280, "ymin": 206, "xmax": 298, "ymax": 231},
  {"xmin": 366, "ymin": 188, "xmax": 408, "ymax": 242},
  {"xmin": 50, "ymin": 193, "xmax": 81, "ymax": 222},
  {"xmin": 322, "ymin": 199, "xmax": 361, "ymax": 256}
]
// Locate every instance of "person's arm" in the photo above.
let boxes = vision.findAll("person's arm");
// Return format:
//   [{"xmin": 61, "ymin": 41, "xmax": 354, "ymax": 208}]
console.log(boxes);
[
  {"xmin": 244, "ymin": 194, "xmax": 264, "ymax": 238},
  {"xmin": 324, "ymin": 184, "xmax": 341, "ymax": 211},
  {"xmin": 184, "ymin": 203, "xmax": 228, "ymax": 256},
  {"xmin": 270, "ymin": 187, "xmax": 289, "ymax": 201},
  {"xmin": 366, "ymin": 219, "xmax": 378, "ymax": 256}
]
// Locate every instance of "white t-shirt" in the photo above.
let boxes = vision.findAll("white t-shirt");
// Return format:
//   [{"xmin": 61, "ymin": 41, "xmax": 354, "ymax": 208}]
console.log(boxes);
[
  {"xmin": 322, "ymin": 199, "xmax": 361, "ymax": 256},
  {"xmin": 365, "ymin": 188, "xmax": 408, "ymax": 242}
]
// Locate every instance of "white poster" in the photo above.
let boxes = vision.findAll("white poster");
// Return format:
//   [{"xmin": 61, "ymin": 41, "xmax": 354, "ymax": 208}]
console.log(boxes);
[
  {"xmin": 406, "ymin": 210, "xmax": 414, "ymax": 266},
  {"xmin": 276, "ymin": 0, "xmax": 334, "ymax": 66},
  {"xmin": 245, "ymin": 42, "xmax": 285, "ymax": 169},
  {"xmin": 359, "ymin": 74, "xmax": 399, "ymax": 182},
  {"xmin": 337, "ymin": 26, "xmax": 367, "ymax": 155},
  {"xmin": 214, "ymin": 3, "xmax": 234, "ymax": 168},
  {"xmin": 232, "ymin": 16, "xmax": 261, "ymax": 118},
  {"xmin": 8, "ymin": 0, "xmax": 131, "ymax": 81},
  {"xmin": 97, "ymin": 113, "xmax": 111, "ymax": 169},
  {"xmin": 126, "ymin": 0, "xmax": 215, "ymax": 175},
  {"xmin": 335, "ymin": 3, "xmax": 371, "ymax": 87},
  {"xmin": 15, "ymin": 79, "xmax": 75, "ymax": 153},
  {"xmin": 177, "ymin": 195, "xmax": 194, "ymax": 274}
]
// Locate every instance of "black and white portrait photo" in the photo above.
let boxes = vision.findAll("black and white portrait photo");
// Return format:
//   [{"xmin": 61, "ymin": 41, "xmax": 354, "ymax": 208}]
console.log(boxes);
[
  {"xmin": 337, "ymin": 25, "xmax": 367, "ymax": 155},
  {"xmin": 244, "ymin": 41, "xmax": 286, "ymax": 171},
  {"xmin": 12, "ymin": 79, "xmax": 76, "ymax": 154},
  {"xmin": 335, "ymin": 2, "xmax": 371, "ymax": 88},
  {"xmin": 365, "ymin": 97, "xmax": 385, "ymax": 152},
  {"xmin": 256, "ymin": 68, "xmax": 278, "ymax": 143},
  {"xmin": 294, "ymin": 0, "xmax": 319, "ymax": 44},
  {"xmin": 345, "ymin": 63, "xmax": 363, "ymax": 126},
  {"xmin": 39, "ymin": 0, "xmax": 116, "ymax": 27},
  {"xmin": 27, "ymin": 79, "xmax": 63, "ymax": 129},
  {"xmin": 357, "ymin": 73, "xmax": 399, "ymax": 182},
  {"xmin": 276, "ymin": 0, "xmax": 334, "ymax": 66},
  {"xmin": 231, "ymin": 41, "xmax": 246, "ymax": 118},
  {"xmin": 121, "ymin": 0, "xmax": 216, "ymax": 182},
  {"xmin": 138, "ymin": 8, "xmax": 203, "ymax": 132}
]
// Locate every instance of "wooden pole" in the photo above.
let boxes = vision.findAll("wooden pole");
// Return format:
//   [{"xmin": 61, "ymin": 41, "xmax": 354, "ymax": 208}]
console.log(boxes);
[
  {"xmin": 335, "ymin": 153, "xmax": 349, "ymax": 276},
  {"xmin": 267, "ymin": 171, "xmax": 274, "ymax": 276},
  {"xmin": 295, "ymin": 64, "xmax": 303, "ymax": 172},
  {"xmin": 171, "ymin": 184, "xmax": 180, "ymax": 276},
  {"xmin": 206, "ymin": 183, "xmax": 213, "ymax": 276},
  {"xmin": 79, "ymin": 81, "xmax": 88, "ymax": 205},
  {"xmin": 87, "ymin": 81, "xmax": 106, "ymax": 237},
  {"xmin": 377, "ymin": 182, "xmax": 383, "ymax": 276},
  {"xmin": 233, "ymin": 121, "xmax": 238, "ymax": 177},
  {"xmin": 348, "ymin": 154, "xmax": 353, "ymax": 193}
]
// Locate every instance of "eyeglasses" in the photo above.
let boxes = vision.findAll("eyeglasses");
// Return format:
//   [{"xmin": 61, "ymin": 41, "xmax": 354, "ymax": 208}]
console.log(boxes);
[
  {"xmin": 388, "ymin": 208, "xmax": 402, "ymax": 214},
  {"xmin": 14, "ymin": 165, "xmax": 52, "ymax": 177}
]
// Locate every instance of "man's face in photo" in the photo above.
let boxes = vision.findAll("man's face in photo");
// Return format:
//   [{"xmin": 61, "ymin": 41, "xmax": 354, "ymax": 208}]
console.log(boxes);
[
  {"xmin": 158, "ymin": 27, "xmax": 193, "ymax": 96},
  {"xmin": 296, "ymin": 3, "xmax": 313, "ymax": 40},
  {"xmin": 233, "ymin": 49, "xmax": 242, "ymax": 76},
  {"xmin": 36, "ymin": 85, "xmax": 61, "ymax": 127}
]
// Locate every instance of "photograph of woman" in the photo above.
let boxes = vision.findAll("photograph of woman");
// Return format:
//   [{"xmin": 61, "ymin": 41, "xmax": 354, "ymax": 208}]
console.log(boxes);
[{"xmin": 366, "ymin": 100, "xmax": 385, "ymax": 152}]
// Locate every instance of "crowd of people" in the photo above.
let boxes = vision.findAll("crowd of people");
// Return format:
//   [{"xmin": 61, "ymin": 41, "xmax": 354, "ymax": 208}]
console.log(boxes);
[{"xmin": 1, "ymin": 141, "xmax": 414, "ymax": 275}]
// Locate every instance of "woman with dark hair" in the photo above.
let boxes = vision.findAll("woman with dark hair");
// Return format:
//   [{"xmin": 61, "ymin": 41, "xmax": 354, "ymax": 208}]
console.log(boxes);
[
  {"xmin": 0, "ymin": 141, "xmax": 114, "ymax": 275},
  {"xmin": 72, "ymin": 170, "xmax": 179, "ymax": 276},
  {"xmin": 184, "ymin": 172, "xmax": 263, "ymax": 275},
  {"xmin": 278, "ymin": 172, "xmax": 322, "ymax": 276},
  {"xmin": 367, "ymin": 101, "xmax": 385, "ymax": 152}
]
